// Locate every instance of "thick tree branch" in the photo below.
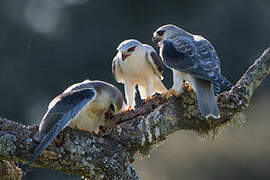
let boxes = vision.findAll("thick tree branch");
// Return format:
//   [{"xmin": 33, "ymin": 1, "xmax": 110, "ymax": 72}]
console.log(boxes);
[
  {"xmin": 0, "ymin": 160, "xmax": 22, "ymax": 180},
  {"xmin": 0, "ymin": 48, "xmax": 269, "ymax": 179},
  {"xmin": 106, "ymin": 48, "xmax": 270, "ymax": 158},
  {"xmin": 0, "ymin": 119, "xmax": 139, "ymax": 180}
]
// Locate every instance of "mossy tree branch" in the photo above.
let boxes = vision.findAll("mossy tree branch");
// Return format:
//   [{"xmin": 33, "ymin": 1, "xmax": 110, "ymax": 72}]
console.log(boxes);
[{"xmin": 0, "ymin": 48, "xmax": 269, "ymax": 180}]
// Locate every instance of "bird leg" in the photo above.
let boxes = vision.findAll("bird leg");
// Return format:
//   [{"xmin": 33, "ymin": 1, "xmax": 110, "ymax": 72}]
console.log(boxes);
[
  {"xmin": 124, "ymin": 83, "xmax": 135, "ymax": 111},
  {"xmin": 182, "ymin": 82, "xmax": 194, "ymax": 92},
  {"xmin": 143, "ymin": 94, "xmax": 159, "ymax": 103},
  {"xmin": 162, "ymin": 88, "xmax": 178, "ymax": 99},
  {"xmin": 150, "ymin": 94, "xmax": 158, "ymax": 100},
  {"xmin": 122, "ymin": 105, "xmax": 132, "ymax": 113},
  {"xmin": 144, "ymin": 78, "xmax": 154, "ymax": 103},
  {"xmin": 76, "ymin": 126, "xmax": 93, "ymax": 133}
]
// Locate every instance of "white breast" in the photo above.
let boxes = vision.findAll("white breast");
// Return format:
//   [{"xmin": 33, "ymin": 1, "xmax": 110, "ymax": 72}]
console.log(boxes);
[
  {"xmin": 119, "ymin": 51, "xmax": 155, "ymax": 85},
  {"xmin": 68, "ymin": 91, "xmax": 110, "ymax": 133}
]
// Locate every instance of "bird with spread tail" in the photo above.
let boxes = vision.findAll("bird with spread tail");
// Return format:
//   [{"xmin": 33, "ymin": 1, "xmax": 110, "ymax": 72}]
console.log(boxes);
[
  {"xmin": 27, "ymin": 80, "xmax": 125, "ymax": 167},
  {"xmin": 153, "ymin": 24, "xmax": 232, "ymax": 119},
  {"xmin": 112, "ymin": 39, "xmax": 167, "ymax": 109}
]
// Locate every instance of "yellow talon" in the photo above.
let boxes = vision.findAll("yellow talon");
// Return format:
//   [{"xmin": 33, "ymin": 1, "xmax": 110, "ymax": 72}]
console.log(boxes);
[
  {"xmin": 143, "ymin": 96, "xmax": 151, "ymax": 103},
  {"xmin": 150, "ymin": 94, "xmax": 158, "ymax": 100},
  {"xmin": 162, "ymin": 88, "xmax": 178, "ymax": 99},
  {"xmin": 182, "ymin": 82, "xmax": 194, "ymax": 92},
  {"xmin": 123, "ymin": 106, "xmax": 132, "ymax": 112},
  {"xmin": 76, "ymin": 126, "xmax": 93, "ymax": 133}
]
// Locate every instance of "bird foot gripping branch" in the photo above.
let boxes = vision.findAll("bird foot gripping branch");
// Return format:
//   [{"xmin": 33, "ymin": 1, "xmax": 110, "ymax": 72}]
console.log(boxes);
[
  {"xmin": 25, "ymin": 80, "xmax": 126, "ymax": 169},
  {"xmin": 112, "ymin": 39, "xmax": 167, "ymax": 110},
  {"xmin": 0, "ymin": 47, "xmax": 269, "ymax": 180},
  {"xmin": 0, "ymin": 22, "xmax": 268, "ymax": 180},
  {"xmin": 153, "ymin": 24, "xmax": 233, "ymax": 119},
  {"xmin": 162, "ymin": 88, "xmax": 178, "ymax": 99}
]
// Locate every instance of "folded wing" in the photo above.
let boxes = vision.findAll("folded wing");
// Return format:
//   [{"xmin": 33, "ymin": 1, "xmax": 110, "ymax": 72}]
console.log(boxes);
[{"xmin": 28, "ymin": 88, "xmax": 96, "ymax": 166}]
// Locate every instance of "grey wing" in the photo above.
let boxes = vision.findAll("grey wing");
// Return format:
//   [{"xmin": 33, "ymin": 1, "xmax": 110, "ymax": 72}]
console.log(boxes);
[
  {"xmin": 193, "ymin": 36, "xmax": 220, "ymax": 73},
  {"xmin": 144, "ymin": 45, "xmax": 164, "ymax": 79},
  {"xmin": 162, "ymin": 37, "xmax": 216, "ymax": 80},
  {"xmin": 112, "ymin": 54, "xmax": 124, "ymax": 83},
  {"xmin": 190, "ymin": 37, "xmax": 231, "ymax": 92},
  {"xmin": 172, "ymin": 36, "xmax": 220, "ymax": 73},
  {"xmin": 162, "ymin": 37, "xmax": 231, "ymax": 94},
  {"xmin": 29, "ymin": 88, "xmax": 96, "ymax": 166},
  {"xmin": 146, "ymin": 51, "xmax": 164, "ymax": 80}
]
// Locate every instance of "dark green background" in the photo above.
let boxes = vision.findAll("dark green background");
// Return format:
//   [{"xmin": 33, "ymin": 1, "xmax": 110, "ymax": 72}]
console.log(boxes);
[{"xmin": 0, "ymin": 0, "xmax": 269, "ymax": 179}]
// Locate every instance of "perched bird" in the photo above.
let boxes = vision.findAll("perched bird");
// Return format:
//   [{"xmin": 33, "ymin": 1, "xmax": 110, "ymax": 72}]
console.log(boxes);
[
  {"xmin": 27, "ymin": 80, "xmax": 125, "ymax": 166},
  {"xmin": 153, "ymin": 24, "xmax": 232, "ymax": 119},
  {"xmin": 112, "ymin": 39, "xmax": 167, "ymax": 109}
]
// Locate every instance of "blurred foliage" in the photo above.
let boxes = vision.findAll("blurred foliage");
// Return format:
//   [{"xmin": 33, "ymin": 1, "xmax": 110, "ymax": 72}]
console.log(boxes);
[{"xmin": 0, "ymin": 0, "xmax": 269, "ymax": 179}]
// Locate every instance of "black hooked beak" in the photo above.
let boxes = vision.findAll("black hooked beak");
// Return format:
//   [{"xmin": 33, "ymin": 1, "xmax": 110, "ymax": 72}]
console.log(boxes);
[
  {"xmin": 152, "ymin": 36, "xmax": 157, "ymax": 41},
  {"xmin": 152, "ymin": 36, "xmax": 163, "ymax": 47},
  {"xmin": 152, "ymin": 35, "xmax": 162, "ymax": 42}
]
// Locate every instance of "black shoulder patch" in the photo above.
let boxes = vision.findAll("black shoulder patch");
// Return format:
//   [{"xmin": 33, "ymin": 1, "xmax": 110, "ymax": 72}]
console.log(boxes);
[
  {"xmin": 150, "ymin": 51, "xmax": 163, "ymax": 74},
  {"xmin": 112, "ymin": 60, "xmax": 116, "ymax": 76}
]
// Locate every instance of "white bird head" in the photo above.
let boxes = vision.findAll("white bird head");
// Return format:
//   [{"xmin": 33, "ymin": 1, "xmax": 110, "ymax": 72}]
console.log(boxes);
[
  {"xmin": 152, "ymin": 24, "xmax": 190, "ymax": 46},
  {"xmin": 117, "ymin": 39, "xmax": 144, "ymax": 61}
]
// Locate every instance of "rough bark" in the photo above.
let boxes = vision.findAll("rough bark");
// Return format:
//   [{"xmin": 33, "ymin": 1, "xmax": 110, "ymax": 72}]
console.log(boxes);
[
  {"xmin": 0, "ymin": 48, "xmax": 269, "ymax": 179},
  {"xmin": 0, "ymin": 119, "xmax": 139, "ymax": 180},
  {"xmin": 0, "ymin": 160, "xmax": 22, "ymax": 180}
]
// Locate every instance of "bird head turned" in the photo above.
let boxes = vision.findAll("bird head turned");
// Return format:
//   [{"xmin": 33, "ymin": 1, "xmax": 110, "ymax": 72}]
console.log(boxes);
[
  {"xmin": 152, "ymin": 24, "xmax": 189, "ymax": 47},
  {"xmin": 108, "ymin": 83, "xmax": 126, "ymax": 114},
  {"xmin": 117, "ymin": 39, "xmax": 143, "ymax": 61}
]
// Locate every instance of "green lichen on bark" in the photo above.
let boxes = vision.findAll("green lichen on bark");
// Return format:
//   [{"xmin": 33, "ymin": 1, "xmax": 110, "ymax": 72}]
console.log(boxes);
[
  {"xmin": 0, "ymin": 48, "xmax": 269, "ymax": 180},
  {"xmin": 0, "ymin": 160, "xmax": 23, "ymax": 180},
  {"xmin": 0, "ymin": 134, "xmax": 17, "ymax": 157}
]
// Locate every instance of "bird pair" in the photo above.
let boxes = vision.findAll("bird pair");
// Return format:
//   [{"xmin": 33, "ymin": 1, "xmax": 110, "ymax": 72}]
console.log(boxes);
[
  {"xmin": 26, "ymin": 24, "xmax": 232, "ymax": 168},
  {"xmin": 113, "ymin": 24, "xmax": 232, "ymax": 118}
]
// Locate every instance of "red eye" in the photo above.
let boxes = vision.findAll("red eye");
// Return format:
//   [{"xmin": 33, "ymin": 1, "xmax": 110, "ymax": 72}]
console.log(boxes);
[
  {"xmin": 127, "ymin": 46, "xmax": 136, "ymax": 52},
  {"xmin": 157, "ymin": 30, "xmax": 165, "ymax": 36}
]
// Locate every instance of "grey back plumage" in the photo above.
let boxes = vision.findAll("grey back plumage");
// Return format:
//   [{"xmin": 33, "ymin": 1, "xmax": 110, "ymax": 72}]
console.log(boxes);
[
  {"xmin": 63, "ymin": 80, "xmax": 123, "ymax": 107},
  {"xmin": 156, "ymin": 24, "xmax": 232, "ymax": 118},
  {"xmin": 65, "ymin": 80, "xmax": 124, "ymax": 112},
  {"xmin": 161, "ymin": 36, "xmax": 232, "ymax": 95}
]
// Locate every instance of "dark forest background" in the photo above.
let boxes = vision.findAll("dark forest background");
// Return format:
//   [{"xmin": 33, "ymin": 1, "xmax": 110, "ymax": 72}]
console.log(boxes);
[{"xmin": 0, "ymin": 0, "xmax": 269, "ymax": 179}]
